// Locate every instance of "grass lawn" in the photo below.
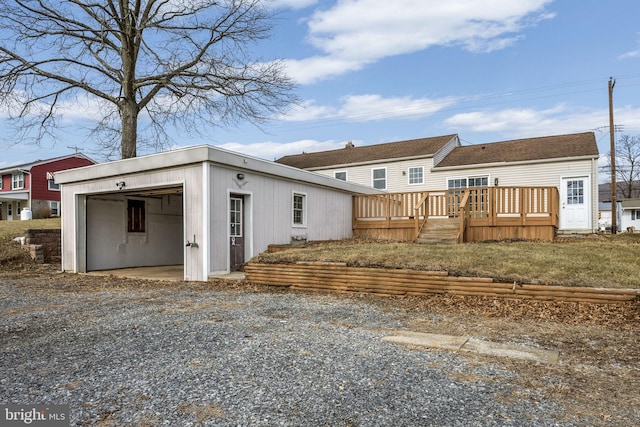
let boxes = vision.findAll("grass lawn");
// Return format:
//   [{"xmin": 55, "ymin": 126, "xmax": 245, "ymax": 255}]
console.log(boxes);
[
  {"xmin": 252, "ymin": 234, "xmax": 640, "ymax": 289},
  {"xmin": 0, "ymin": 217, "xmax": 61, "ymax": 240}
]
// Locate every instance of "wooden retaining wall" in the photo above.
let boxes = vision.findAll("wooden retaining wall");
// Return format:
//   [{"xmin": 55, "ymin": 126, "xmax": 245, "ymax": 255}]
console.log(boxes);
[{"xmin": 244, "ymin": 262, "xmax": 639, "ymax": 305}]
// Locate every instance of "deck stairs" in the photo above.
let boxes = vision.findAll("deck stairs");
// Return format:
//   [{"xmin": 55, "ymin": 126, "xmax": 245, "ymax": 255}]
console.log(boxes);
[{"xmin": 415, "ymin": 218, "xmax": 460, "ymax": 244}]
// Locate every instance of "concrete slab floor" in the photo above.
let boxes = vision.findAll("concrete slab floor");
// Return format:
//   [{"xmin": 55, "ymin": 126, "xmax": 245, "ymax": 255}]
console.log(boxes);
[
  {"xmin": 85, "ymin": 266, "xmax": 247, "ymax": 282},
  {"xmin": 382, "ymin": 331, "xmax": 559, "ymax": 364},
  {"xmin": 85, "ymin": 265, "xmax": 184, "ymax": 281}
]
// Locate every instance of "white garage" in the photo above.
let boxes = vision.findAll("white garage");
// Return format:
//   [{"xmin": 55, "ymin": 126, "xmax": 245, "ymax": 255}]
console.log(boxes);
[{"xmin": 56, "ymin": 145, "xmax": 379, "ymax": 281}]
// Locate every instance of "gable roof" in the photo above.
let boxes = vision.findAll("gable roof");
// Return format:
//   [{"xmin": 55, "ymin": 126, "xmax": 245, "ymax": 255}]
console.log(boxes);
[
  {"xmin": 435, "ymin": 132, "xmax": 598, "ymax": 168},
  {"xmin": 0, "ymin": 153, "xmax": 95, "ymax": 175},
  {"xmin": 275, "ymin": 134, "xmax": 458, "ymax": 169}
]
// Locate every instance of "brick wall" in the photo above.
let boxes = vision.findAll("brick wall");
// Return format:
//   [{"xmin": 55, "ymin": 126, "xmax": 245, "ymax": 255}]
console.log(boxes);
[{"xmin": 25, "ymin": 229, "xmax": 61, "ymax": 263}]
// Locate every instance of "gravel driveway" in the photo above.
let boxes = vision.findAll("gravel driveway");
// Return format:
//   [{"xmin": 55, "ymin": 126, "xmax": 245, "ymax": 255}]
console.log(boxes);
[{"xmin": 1, "ymin": 269, "xmax": 637, "ymax": 426}]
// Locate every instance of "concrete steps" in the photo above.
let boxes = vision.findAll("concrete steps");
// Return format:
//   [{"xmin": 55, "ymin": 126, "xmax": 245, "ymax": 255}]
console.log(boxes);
[{"xmin": 416, "ymin": 218, "xmax": 460, "ymax": 244}]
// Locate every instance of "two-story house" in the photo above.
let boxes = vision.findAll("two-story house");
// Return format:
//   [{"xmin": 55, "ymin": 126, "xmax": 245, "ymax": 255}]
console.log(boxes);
[
  {"xmin": 276, "ymin": 132, "xmax": 600, "ymax": 234},
  {"xmin": 0, "ymin": 153, "xmax": 95, "ymax": 220}
]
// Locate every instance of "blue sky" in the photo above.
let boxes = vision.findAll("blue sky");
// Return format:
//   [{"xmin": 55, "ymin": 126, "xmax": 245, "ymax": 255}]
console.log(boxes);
[{"xmin": 2, "ymin": 0, "xmax": 640, "ymax": 175}]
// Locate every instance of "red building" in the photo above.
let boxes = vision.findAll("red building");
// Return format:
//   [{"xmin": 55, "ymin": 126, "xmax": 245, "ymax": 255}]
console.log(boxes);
[{"xmin": 0, "ymin": 154, "xmax": 95, "ymax": 220}]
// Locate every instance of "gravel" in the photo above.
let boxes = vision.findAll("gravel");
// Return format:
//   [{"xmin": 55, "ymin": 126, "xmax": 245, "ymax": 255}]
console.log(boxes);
[{"xmin": 0, "ymin": 273, "xmax": 597, "ymax": 426}]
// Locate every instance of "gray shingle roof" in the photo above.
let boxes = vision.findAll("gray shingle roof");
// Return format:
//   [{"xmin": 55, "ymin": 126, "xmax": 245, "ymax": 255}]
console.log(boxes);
[
  {"xmin": 275, "ymin": 134, "xmax": 458, "ymax": 169},
  {"xmin": 435, "ymin": 132, "xmax": 598, "ymax": 168}
]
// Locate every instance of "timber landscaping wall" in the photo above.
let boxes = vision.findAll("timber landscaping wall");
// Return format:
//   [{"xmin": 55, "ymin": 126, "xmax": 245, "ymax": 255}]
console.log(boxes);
[{"xmin": 244, "ymin": 262, "xmax": 639, "ymax": 305}]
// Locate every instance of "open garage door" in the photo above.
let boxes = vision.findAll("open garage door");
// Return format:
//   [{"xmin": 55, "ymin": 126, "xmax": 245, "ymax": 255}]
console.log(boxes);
[{"xmin": 86, "ymin": 186, "xmax": 184, "ymax": 271}]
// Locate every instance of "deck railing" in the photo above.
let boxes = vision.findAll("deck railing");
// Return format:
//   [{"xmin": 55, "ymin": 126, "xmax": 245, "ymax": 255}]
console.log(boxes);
[{"xmin": 353, "ymin": 186, "xmax": 559, "ymax": 242}]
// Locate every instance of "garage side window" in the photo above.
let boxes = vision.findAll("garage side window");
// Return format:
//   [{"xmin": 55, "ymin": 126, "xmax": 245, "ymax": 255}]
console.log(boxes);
[
  {"xmin": 293, "ymin": 193, "xmax": 306, "ymax": 226},
  {"xmin": 127, "ymin": 199, "xmax": 146, "ymax": 233}
]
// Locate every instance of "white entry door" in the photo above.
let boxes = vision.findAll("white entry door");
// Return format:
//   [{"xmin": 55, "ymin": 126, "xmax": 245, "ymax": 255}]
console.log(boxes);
[{"xmin": 560, "ymin": 177, "xmax": 590, "ymax": 230}]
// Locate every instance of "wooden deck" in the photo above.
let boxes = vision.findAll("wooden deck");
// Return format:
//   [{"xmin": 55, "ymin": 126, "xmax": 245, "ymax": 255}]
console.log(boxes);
[{"xmin": 353, "ymin": 187, "xmax": 559, "ymax": 242}]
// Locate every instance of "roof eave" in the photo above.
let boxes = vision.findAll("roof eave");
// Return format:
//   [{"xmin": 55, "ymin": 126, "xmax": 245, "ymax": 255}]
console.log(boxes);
[
  {"xmin": 306, "ymin": 153, "xmax": 436, "ymax": 171},
  {"xmin": 55, "ymin": 145, "xmax": 382, "ymax": 195},
  {"xmin": 432, "ymin": 154, "xmax": 599, "ymax": 171}
]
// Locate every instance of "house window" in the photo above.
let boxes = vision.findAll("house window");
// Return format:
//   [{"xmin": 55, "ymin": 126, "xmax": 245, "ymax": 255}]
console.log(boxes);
[
  {"xmin": 12, "ymin": 172, "xmax": 24, "ymax": 190},
  {"xmin": 372, "ymin": 168, "xmax": 386, "ymax": 190},
  {"xmin": 17, "ymin": 202, "xmax": 21, "ymax": 214},
  {"xmin": 0, "ymin": 177, "xmax": 3, "ymax": 189},
  {"xmin": 334, "ymin": 171, "xmax": 347, "ymax": 181},
  {"xmin": 48, "ymin": 179, "xmax": 60, "ymax": 191},
  {"xmin": 632, "ymin": 210, "xmax": 640, "ymax": 221},
  {"xmin": 408, "ymin": 167, "xmax": 424, "ymax": 185},
  {"xmin": 50, "ymin": 201, "xmax": 60, "ymax": 217},
  {"xmin": 447, "ymin": 178, "xmax": 467, "ymax": 190},
  {"xmin": 469, "ymin": 176, "xmax": 489, "ymax": 187},
  {"xmin": 566, "ymin": 180, "xmax": 584, "ymax": 205},
  {"xmin": 127, "ymin": 199, "xmax": 146, "ymax": 233},
  {"xmin": 448, "ymin": 176, "xmax": 489, "ymax": 189},
  {"xmin": 293, "ymin": 193, "xmax": 306, "ymax": 226}
]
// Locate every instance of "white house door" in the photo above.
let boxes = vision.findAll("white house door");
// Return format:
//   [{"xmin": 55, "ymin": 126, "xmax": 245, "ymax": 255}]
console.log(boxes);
[{"xmin": 561, "ymin": 177, "xmax": 589, "ymax": 230}]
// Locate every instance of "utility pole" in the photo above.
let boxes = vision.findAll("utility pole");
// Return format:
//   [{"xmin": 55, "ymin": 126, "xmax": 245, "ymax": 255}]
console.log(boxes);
[{"xmin": 609, "ymin": 77, "xmax": 617, "ymax": 234}]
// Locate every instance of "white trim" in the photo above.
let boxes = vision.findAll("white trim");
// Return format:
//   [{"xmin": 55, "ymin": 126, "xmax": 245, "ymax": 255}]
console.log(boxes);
[
  {"xmin": 201, "ymin": 162, "xmax": 210, "ymax": 281},
  {"xmin": 292, "ymin": 191, "xmax": 307, "ymax": 227},
  {"xmin": 11, "ymin": 172, "xmax": 25, "ymax": 190},
  {"xmin": 560, "ymin": 175, "xmax": 591, "ymax": 230},
  {"xmin": 407, "ymin": 166, "xmax": 424, "ymax": 185},
  {"xmin": 334, "ymin": 170, "xmax": 348, "ymax": 181},
  {"xmin": 433, "ymin": 155, "xmax": 599, "ymax": 172},
  {"xmin": 50, "ymin": 201, "xmax": 60, "ymax": 216},
  {"xmin": 48, "ymin": 179, "xmax": 60, "ymax": 191},
  {"xmin": 227, "ymin": 189, "xmax": 253, "ymax": 273},
  {"xmin": 371, "ymin": 167, "xmax": 387, "ymax": 190}
]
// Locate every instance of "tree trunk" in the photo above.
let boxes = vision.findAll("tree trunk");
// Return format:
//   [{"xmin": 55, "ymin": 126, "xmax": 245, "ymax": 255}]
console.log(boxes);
[{"xmin": 120, "ymin": 99, "xmax": 138, "ymax": 159}]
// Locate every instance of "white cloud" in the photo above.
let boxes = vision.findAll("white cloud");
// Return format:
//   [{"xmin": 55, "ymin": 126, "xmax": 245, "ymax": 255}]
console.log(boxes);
[
  {"xmin": 278, "ymin": 93, "xmax": 458, "ymax": 122},
  {"xmin": 619, "ymin": 33, "xmax": 640, "ymax": 59},
  {"xmin": 287, "ymin": 0, "xmax": 554, "ymax": 84},
  {"xmin": 619, "ymin": 49, "xmax": 640, "ymax": 60},
  {"xmin": 216, "ymin": 138, "xmax": 348, "ymax": 160},
  {"xmin": 444, "ymin": 104, "xmax": 640, "ymax": 140}
]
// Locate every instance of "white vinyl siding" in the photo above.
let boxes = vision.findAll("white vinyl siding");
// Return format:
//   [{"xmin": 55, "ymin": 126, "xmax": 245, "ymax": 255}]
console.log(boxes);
[
  {"xmin": 432, "ymin": 158, "xmax": 598, "ymax": 232},
  {"xmin": 312, "ymin": 158, "xmax": 436, "ymax": 192}
]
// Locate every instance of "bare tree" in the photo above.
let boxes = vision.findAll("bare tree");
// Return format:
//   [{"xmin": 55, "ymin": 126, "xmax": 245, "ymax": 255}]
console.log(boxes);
[
  {"xmin": 0, "ymin": 0, "xmax": 296, "ymax": 159},
  {"xmin": 604, "ymin": 134, "xmax": 640, "ymax": 199}
]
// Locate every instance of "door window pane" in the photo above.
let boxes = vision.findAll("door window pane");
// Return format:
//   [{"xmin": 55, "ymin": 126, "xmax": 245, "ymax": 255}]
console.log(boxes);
[
  {"xmin": 230, "ymin": 198, "xmax": 242, "ymax": 237},
  {"xmin": 566, "ymin": 180, "xmax": 584, "ymax": 205}
]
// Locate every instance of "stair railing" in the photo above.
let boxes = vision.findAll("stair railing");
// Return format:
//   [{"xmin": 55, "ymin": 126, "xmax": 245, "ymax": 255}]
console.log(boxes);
[
  {"xmin": 458, "ymin": 189, "xmax": 471, "ymax": 243},
  {"xmin": 413, "ymin": 192, "xmax": 430, "ymax": 241}
]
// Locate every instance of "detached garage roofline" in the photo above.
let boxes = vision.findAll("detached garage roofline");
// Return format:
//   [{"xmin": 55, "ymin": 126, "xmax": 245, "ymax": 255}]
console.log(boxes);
[{"xmin": 54, "ymin": 145, "xmax": 382, "ymax": 195}]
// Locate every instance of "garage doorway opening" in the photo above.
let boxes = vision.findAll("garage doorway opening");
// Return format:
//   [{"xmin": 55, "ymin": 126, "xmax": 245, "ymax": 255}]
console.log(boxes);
[{"xmin": 86, "ymin": 186, "xmax": 184, "ymax": 274}]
